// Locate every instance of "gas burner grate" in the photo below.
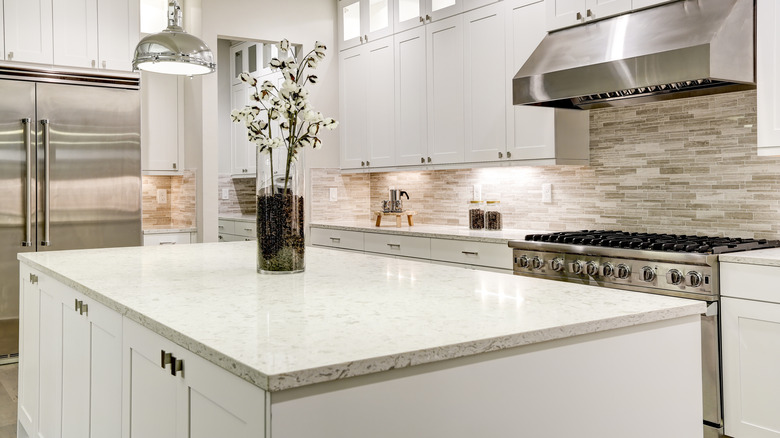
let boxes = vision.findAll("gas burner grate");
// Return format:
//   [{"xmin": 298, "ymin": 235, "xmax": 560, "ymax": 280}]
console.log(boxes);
[{"xmin": 524, "ymin": 230, "xmax": 780, "ymax": 254}]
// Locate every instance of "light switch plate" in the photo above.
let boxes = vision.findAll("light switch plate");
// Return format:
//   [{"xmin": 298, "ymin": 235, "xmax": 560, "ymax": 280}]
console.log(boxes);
[
  {"xmin": 329, "ymin": 187, "xmax": 338, "ymax": 201},
  {"xmin": 157, "ymin": 189, "xmax": 167, "ymax": 204},
  {"xmin": 221, "ymin": 188, "xmax": 230, "ymax": 200}
]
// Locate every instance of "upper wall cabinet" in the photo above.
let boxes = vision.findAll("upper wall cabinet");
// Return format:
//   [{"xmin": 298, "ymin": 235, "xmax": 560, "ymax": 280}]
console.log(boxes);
[
  {"xmin": 757, "ymin": 0, "xmax": 780, "ymax": 155},
  {"xmin": 4, "ymin": 0, "xmax": 54, "ymax": 64},
  {"xmin": 4, "ymin": 0, "xmax": 138, "ymax": 71},
  {"xmin": 508, "ymin": 0, "xmax": 588, "ymax": 164},
  {"xmin": 339, "ymin": 0, "xmax": 395, "ymax": 50},
  {"xmin": 141, "ymin": 72, "xmax": 184, "ymax": 173},
  {"xmin": 546, "ymin": 0, "xmax": 674, "ymax": 31},
  {"xmin": 395, "ymin": 0, "xmax": 469, "ymax": 33}
]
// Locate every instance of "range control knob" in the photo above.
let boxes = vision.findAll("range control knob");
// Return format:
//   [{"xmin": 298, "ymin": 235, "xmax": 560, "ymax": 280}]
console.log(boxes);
[
  {"xmin": 550, "ymin": 257, "xmax": 565, "ymax": 272},
  {"xmin": 599, "ymin": 262, "xmax": 614, "ymax": 277},
  {"xmin": 616, "ymin": 264, "xmax": 631, "ymax": 280},
  {"xmin": 585, "ymin": 261, "xmax": 599, "ymax": 277},
  {"xmin": 517, "ymin": 255, "xmax": 530, "ymax": 269},
  {"xmin": 685, "ymin": 271, "xmax": 704, "ymax": 288},
  {"xmin": 640, "ymin": 266, "xmax": 656, "ymax": 283},
  {"xmin": 531, "ymin": 256, "xmax": 545, "ymax": 270},
  {"xmin": 569, "ymin": 260, "xmax": 584, "ymax": 275},
  {"xmin": 666, "ymin": 269, "xmax": 683, "ymax": 285}
]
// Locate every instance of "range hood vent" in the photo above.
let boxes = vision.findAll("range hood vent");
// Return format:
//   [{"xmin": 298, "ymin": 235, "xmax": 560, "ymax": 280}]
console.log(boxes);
[{"xmin": 513, "ymin": 0, "xmax": 755, "ymax": 110}]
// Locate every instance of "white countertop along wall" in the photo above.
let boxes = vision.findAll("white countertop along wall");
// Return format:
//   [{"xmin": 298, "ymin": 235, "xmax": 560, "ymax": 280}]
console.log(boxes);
[{"xmin": 18, "ymin": 242, "xmax": 704, "ymax": 392}]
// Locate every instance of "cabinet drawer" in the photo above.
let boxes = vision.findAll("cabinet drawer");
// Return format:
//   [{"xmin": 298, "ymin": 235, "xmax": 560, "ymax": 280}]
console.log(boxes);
[
  {"xmin": 310, "ymin": 228, "xmax": 364, "ymax": 251},
  {"xmin": 234, "ymin": 221, "xmax": 257, "ymax": 238},
  {"xmin": 218, "ymin": 220, "xmax": 235, "ymax": 234},
  {"xmin": 721, "ymin": 262, "xmax": 780, "ymax": 304},
  {"xmin": 143, "ymin": 232, "xmax": 191, "ymax": 246},
  {"xmin": 364, "ymin": 233, "xmax": 430, "ymax": 259},
  {"xmin": 430, "ymin": 239, "xmax": 512, "ymax": 270}
]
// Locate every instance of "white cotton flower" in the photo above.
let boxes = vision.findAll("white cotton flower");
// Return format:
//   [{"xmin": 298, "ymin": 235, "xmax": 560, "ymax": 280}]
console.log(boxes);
[
  {"xmin": 261, "ymin": 80, "xmax": 275, "ymax": 92},
  {"xmin": 315, "ymin": 41, "xmax": 326, "ymax": 50},
  {"xmin": 323, "ymin": 118, "xmax": 339, "ymax": 130},
  {"xmin": 307, "ymin": 74, "xmax": 318, "ymax": 84},
  {"xmin": 269, "ymin": 58, "xmax": 281, "ymax": 69},
  {"xmin": 230, "ymin": 109, "xmax": 243, "ymax": 122},
  {"xmin": 280, "ymin": 39, "xmax": 290, "ymax": 52},
  {"xmin": 307, "ymin": 124, "xmax": 319, "ymax": 136},
  {"xmin": 312, "ymin": 138, "xmax": 322, "ymax": 149},
  {"xmin": 299, "ymin": 137, "xmax": 312, "ymax": 148},
  {"xmin": 250, "ymin": 92, "xmax": 260, "ymax": 102},
  {"xmin": 306, "ymin": 57, "xmax": 319, "ymax": 69},
  {"xmin": 251, "ymin": 106, "xmax": 261, "ymax": 116}
]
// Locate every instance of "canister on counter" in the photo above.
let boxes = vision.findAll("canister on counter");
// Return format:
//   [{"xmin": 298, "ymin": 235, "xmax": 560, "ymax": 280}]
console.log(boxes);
[
  {"xmin": 468, "ymin": 200, "xmax": 485, "ymax": 230},
  {"xmin": 485, "ymin": 200, "xmax": 502, "ymax": 230}
]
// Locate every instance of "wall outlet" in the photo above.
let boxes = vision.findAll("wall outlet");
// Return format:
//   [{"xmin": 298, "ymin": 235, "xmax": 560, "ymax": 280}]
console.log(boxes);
[
  {"xmin": 329, "ymin": 187, "xmax": 338, "ymax": 202},
  {"xmin": 473, "ymin": 184, "xmax": 482, "ymax": 201},
  {"xmin": 157, "ymin": 189, "xmax": 167, "ymax": 204},
  {"xmin": 542, "ymin": 183, "xmax": 552, "ymax": 203},
  {"xmin": 221, "ymin": 188, "xmax": 230, "ymax": 200}
]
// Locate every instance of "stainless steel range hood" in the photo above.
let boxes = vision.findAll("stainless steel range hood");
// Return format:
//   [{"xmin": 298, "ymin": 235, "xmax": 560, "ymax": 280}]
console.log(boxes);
[{"xmin": 513, "ymin": 0, "xmax": 755, "ymax": 110}]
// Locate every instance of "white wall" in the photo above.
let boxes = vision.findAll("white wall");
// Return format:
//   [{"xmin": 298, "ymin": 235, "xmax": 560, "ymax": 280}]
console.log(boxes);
[{"xmin": 193, "ymin": 0, "xmax": 339, "ymax": 242}]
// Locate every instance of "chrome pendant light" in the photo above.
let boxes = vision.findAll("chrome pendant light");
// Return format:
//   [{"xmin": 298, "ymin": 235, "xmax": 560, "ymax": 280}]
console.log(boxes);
[{"xmin": 132, "ymin": 0, "xmax": 215, "ymax": 75}]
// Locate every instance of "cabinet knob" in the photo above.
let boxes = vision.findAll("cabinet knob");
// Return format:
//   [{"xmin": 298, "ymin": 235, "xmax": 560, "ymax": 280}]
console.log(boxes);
[
  {"xmin": 102, "ymin": 60, "xmax": 107, "ymax": 69},
  {"xmin": 360, "ymin": 36, "xmax": 364, "ymax": 43},
  {"xmin": 75, "ymin": 298, "xmax": 81, "ymax": 312},
  {"xmin": 361, "ymin": 161, "xmax": 365, "ymax": 166},
  {"xmin": 366, "ymin": 160, "xmax": 370, "ymax": 166},
  {"xmin": 81, "ymin": 303, "xmax": 88, "ymax": 316},
  {"xmin": 427, "ymin": 157, "xmax": 431, "ymax": 163},
  {"xmin": 426, "ymin": 14, "xmax": 431, "ymax": 21},
  {"xmin": 91, "ymin": 59, "xmax": 96, "ymax": 67},
  {"xmin": 30, "ymin": 273, "xmax": 38, "ymax": 284},
  {"xmin": 420, "ymin": 157, "xmax": 425, "ymax": 163},
  {"xmin": 419, "ymin": 16, "xmax": 424, "ymax": 22},
  {"xmin": 364, "ymin": 35, "xmax": 368, "ymax": 42},
  {"xmin": 586, "ymin": 9, "xmax": 593, "ymax": 17},
  {"xmin": 576, "ymin": 11, "xmax": 583, "ymax": 20},
  {"xmin": 173, "ymin": 163, "xmax": 177, "ymax": 170},
  {"xmin": 170, "ymin": 356, "xmax": 183, "ymax": 376},
  {"xmin": 498, "ymin": 152, "xmax": 503, "ymax": 159},
  {"xmin": 7, "ymin": 52, "xmax": 13, "ymax": 60},
  {"xmin": 507, "ymin": 151, "xmax": 512, "ymax": 158}
]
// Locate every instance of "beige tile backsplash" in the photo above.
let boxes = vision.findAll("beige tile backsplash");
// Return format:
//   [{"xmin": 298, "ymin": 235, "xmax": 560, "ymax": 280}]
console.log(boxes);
[
  {"xmin": 309, "ymin": 90, "xmax": 780, "ymax": 239},
  {"xmin": 142, "ymin": 170, "xmax": 197, "ymax": 229}
]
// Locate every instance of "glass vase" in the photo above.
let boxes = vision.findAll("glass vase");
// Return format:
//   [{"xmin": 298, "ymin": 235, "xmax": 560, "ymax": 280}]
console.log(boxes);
[{"xmin": 256, "ymin": 148, "xmax": 305, "ymax": 274}]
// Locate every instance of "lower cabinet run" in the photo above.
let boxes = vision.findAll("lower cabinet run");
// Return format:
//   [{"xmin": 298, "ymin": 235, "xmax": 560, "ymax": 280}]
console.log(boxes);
[
  {"xmin": 122, "ymin": 319, "xmax": 266, "ymax": 438},
  {"xmin": 17, "ymin": 266, "xmax": 266, "ymax": 438}
]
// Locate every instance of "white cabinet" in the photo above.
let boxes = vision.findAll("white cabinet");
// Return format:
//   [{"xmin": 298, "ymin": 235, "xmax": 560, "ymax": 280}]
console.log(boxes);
[
  {"xmin": 506, "ymin": 0, "xmax": 588, "ymax": 164},
  {"xmin": 722, "ymin": 261, "xmax": 780, "ymax": 438},
  {"xmin": 143, "ymin": 231, "xmax": 194, "ymax": 246},
  {"xmin": 757, "ymin": 0, "xmax": 780, "ymax": 155},
  {"xmin": 339, "ymin": 0, "xmax": 394, "ymax": 50},
  {"xmin": 395, "ymin": 0, "xmax": 465, "ymax": 33},
  {"xmin": 230, "ymin": 41, "xmax": 264, "ymax": 86},
  {"xmin": 52, "ymin": 0, "xmax": 97, "ymax": 69},
  {"xmin": 339, "ymin": 36, "xmax": 396, "ymax": 170},
  {"xmin": 463, "ymin": 3, "xmax": 506, "ymax": 163},
  {"xmin": 4, "ymin": 0, "xmax": 54, "ymax": 64},
  {"xmin": 230, "ymin": 82, "xmax": 255, "ymax": 175},
  {"xmin": 24, "ymin": 269, "xmax": 122, "ymax": 438},
  {"xmin": 310, "ymin": 228, "xmax": 365, "ymax": 251},
  {"xmin": 4, "ymin": 0, "xmax": 137, "ymax": 70},
  {"xmin": 123, "ymin": 318, "xmax": 266, "ymax": 438},
  {"xmin": 96, "ymin": 0, "xmax": 139, "ymax": 71},
  {"xmin": 545, "ymin": 0, "xmax": 673, "ymax": 31},
  {"xmin": 142, "ymin": 72, "xmax": 184, "ymax": 173},
  {"xmin": 722, "ymin": 296, "xmax": 780, "ymax": 438},
  {"xmin": 426, "ymin": 14, "xmax": 464, "ymax": 164},
  {"xmin": 18, "ymin": 266, "xmax": 40, "ymax": 437},
  {"xmin": 218, "ymin": 218, "xmax": 256, "ymax": 242},
  {"xmin": 364, "ymin": 232, "xmax": 431, "ymax": 258},
  {"xmin": 394, "ymin": 26, "xmax": 428, "ymax": 166}
]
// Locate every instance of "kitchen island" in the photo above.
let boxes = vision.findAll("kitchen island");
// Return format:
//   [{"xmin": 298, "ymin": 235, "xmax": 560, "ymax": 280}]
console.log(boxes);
[{"xmin": 18, "ymin": 242, "xmax": 705, "ymax": 438}]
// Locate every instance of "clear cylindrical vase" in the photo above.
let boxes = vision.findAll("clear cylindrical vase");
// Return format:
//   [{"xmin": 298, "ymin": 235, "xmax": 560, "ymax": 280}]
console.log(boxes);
[{"xmin": 256, "ymin": 148, "xmax": 305, "ymax": 274}]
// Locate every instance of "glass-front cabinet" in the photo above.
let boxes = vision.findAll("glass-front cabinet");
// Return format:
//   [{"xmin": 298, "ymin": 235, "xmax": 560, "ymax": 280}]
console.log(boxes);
[
  {"xmin": 395, "ymin": 0, "xmax": 464, "ymax": 33},
  {"xmin": 339, "ymin": 0, "xmax": 394, "ymax": 50}
]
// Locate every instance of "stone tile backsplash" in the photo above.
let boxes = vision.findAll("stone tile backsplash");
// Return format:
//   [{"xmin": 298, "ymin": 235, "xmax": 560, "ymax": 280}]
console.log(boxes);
[
  {"xmin": 311, "ymin": 90, "xmax": 780, "ymax": 239},
  {"xmin": 142, "ymin": 170, "xmax": 197, "ymax": 229}
]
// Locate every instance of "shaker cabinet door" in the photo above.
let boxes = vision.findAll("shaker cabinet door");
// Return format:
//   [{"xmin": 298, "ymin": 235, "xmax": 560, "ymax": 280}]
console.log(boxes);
[
  {"xmin": 394, "ymin": 26, "xmax": 428, "ymax": 166},
  {"xmin": 339, "ymin": 45, "xmax": 369, "ymax": 169},
  {"xmin": 3, "ymin": 0, "xmax": 54, "ymax": 64},
  {"xmin": 52, "ymin": 0, "xmax": 98, "ymax": 69}
]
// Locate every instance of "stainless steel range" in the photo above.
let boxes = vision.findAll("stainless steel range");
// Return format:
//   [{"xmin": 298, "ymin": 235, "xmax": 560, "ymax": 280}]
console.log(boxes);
[{"xmin": 510, "ymin": 231, "xmax": 780, "ymax": 438}]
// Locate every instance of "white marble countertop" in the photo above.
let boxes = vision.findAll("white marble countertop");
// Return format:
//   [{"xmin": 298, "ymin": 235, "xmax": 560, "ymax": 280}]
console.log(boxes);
[
  {"xmin": 219, "ymin": 214, "xmax": 255, "ymax": 223},
  {"xmin": 143, "ymin": 226, "xmax": 197, "ymax": 234},
  {"xmin": 18, "ymin": 242, "xmax": 704, "ymax": 392},
  {"xmin": 720, "ymin": 247, "xmax": 780, "ymax": 267},
  {"xmin": 311, "ymin": 221, "xmax": 546, "ymax": 244}
]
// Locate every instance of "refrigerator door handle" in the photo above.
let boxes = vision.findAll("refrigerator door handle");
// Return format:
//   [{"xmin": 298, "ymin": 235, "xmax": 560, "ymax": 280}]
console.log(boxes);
[
  {"xmin": 22, "ymin": 118, "xmax": 33, "ymax": 247},
  {"xmin": 41, "ymin": 119, "xmax": 51, "ymax": 247}
]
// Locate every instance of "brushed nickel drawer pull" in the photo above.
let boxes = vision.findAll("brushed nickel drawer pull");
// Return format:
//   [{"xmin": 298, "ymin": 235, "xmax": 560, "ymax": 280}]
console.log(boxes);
[
  {"xmin": 387, "ymin": 243, "xmax": 401, "ymax": 249},
  {"xmin": 330, "ymin": 237, "xmax": 341, "ymax": 242},
  {"xmin": 462, "ymin": 251, "xmax": 479, "ymax": 256},
  {"xmin": 161, "ymin": 350, "xmax": 172, "ymax": 369}
]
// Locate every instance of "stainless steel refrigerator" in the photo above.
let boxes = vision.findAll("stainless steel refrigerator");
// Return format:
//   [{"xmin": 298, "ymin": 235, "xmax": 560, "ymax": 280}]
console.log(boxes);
[{"xmin": 0, "ymin": 72, "xmax": 142, "ymax": 361}]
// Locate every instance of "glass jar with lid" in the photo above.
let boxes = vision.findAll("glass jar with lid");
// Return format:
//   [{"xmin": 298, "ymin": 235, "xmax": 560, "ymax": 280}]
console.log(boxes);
[
  {"xmin": 468, "ymin": 200, "xmax": 485, "ymax": 230},
  {"xmin": 485, "ymin": 200, "xmax": 502, "ymax": 230}
]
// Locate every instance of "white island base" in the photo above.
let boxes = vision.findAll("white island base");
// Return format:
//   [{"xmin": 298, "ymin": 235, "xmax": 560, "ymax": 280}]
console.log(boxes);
[
  {"xmin": 270, "ymin": 315, "xmax": 702, "ymax": 438},
  {"xmin": 17, "ymin": 244, "xmax": 704, "ymax": 438}
]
